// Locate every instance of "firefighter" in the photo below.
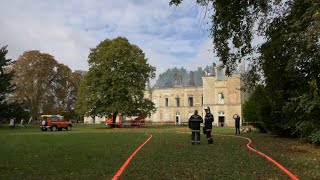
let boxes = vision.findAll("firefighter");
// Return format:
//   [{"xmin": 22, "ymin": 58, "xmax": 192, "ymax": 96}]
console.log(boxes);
[
  {"xmin": 188, "ymin": 110, "xmax": 203, "ymax": 145},
  {"xmin": 233, "ymin": 114, "xmax": 241, "ymax": 134},
  {"xmin": 204, "ymin": 107, "xmax": 214, "ymax": 144}
]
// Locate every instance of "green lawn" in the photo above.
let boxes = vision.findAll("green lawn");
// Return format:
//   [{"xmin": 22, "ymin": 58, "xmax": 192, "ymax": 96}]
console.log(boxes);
[{"xmin": 0, "ymin": 124, "xmax": 319, "ymax": 180}]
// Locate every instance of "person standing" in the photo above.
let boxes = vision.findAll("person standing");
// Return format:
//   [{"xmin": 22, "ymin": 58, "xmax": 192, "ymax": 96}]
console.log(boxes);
[
  {"xmin": 188, "ymin": 110, "xmax": 203, "ymax": 145},
  {"xmin": 233, "ymin": 114, "xmax": 241, "ymax": 134},
  {"xmin": 20, "ymin": 118, "xmax": 25, "ymax": 128},
  {"xmin": 9, "ymin": 118, "xmax": 14, "ymax": 128},
  {"xmin": 204, "ymin": 107, "xmax": 214, "ymax": 144}
]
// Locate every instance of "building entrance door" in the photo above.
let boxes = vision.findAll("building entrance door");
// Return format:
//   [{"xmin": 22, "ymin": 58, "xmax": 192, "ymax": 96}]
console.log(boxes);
[
  {"xmin": 175, "ymin": 113, "xmax": 181, "ymax": 125},
  {"xmin": 218, "ymin": 116, "xmax": 225, "ymax": 127},
  {"xmin": 218, "ymin": 111, "xmax": 225, "ymax": 127}
]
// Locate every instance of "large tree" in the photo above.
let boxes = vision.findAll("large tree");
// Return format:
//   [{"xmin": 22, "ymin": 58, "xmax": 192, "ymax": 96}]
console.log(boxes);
[
  {"xmin": 75, "ymin": 37, "xmax": 156, "ymax": 125},
  {"xmin": 0, "ymin": 46, "xmax": 15, "ymax": 119},
  {"xmin": 12, "ymin": 51, "xmax": 81, "ymax": 119},
  {"xmin": 170, "ymin": 0, "xmax": 320, "ymax": 143},
  {"xmin": 62, "ymin": 70, "xmax": 86, "ymax": 120},
  {"xmin": 262, "ymin": 0, "xmax": 320, "ymax": 140}
]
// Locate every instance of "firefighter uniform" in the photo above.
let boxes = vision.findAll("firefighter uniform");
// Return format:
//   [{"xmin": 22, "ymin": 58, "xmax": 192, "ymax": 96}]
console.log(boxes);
[
  {"xmin": 233, "ymin": 114, "xmax": 241, "ymax": 134},
  {"xmin": 188, "ymin": 110, "xmax": 203, "ymax": 145},
  {"xmin": 204, "ymin": 107, "xmax": 214, "ymax": 144}
]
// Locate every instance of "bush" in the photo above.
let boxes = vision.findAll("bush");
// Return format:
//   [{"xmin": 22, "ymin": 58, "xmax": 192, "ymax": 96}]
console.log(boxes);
[
  {"xmin": 309, "ymin": 130, "xmax": 320, "ymax": 145},
  {"xmin": 250, "ymin": 122, "xmax": 268, "ymax": 133}
]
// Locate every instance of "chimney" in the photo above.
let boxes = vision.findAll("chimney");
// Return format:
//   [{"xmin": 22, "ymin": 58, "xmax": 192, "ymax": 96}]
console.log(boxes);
[
  {"xmin": 212, "ymin": 62, "xmax": 216, "ymax": 76},
  {"xmin": 189, "ymin": 71, "xmax": 195, "ymax": 86},
  {"xmin": 214, "ymin": 66, "xmax": 218, "ymax": 78}
]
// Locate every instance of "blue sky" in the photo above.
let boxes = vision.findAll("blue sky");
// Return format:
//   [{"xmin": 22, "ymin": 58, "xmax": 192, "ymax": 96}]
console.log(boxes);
[{"xmin": 1, "ymin": 0, "xmax": 219, "ymax": 82}]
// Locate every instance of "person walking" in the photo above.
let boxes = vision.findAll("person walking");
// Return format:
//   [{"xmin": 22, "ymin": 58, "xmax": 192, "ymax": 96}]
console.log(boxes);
[
  {"xmin": 233, "ymin": 114, "xmax": 241, "ymax": 134},
  {"xmin": 188, "ymin": 110, "xmax": 203, "ymax": 145},
  {"xmin": 204, "ymin": 107, "xmax": 214, "ymax": 144}
]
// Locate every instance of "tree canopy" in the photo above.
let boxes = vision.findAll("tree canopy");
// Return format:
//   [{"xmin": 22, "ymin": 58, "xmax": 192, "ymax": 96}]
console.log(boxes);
[
  {"xmin": 170, "ymin": 0, "xmax": 320, "ymax": 143},
  {"xmin": 76, "ymin": 37, "xmax": 156, "ymax": 120},
  {"xmin": 11, "ymin": 51, "xmax": 82, "ymax": 119}
]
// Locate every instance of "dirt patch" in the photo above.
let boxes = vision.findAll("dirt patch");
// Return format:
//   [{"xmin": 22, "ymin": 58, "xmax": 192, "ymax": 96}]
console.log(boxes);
[
  {"xmin": 111, "ymin": 128, "xmax": 147, "ymax": 131},
  {"xmin": 176, "ymin": 131, "xmax": 189, "ymax": 134}
]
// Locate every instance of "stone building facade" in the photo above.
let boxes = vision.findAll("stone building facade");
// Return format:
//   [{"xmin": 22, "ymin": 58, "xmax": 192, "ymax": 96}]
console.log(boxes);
[{"xmin": 144, "ymin": 66, "xmax": 243, "ymax": 127}]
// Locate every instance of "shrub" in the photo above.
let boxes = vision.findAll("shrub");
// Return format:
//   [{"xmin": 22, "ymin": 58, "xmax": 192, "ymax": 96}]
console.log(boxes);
[{"xmin": 309, "ymin": 130, "xmax": 320, "ymax": 145}]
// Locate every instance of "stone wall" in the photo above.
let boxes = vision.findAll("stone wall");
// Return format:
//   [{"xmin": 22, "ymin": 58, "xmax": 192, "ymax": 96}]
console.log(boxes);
[{"xmin": 146, "ymin": 86, "xmax": 203, "ymax": 123}]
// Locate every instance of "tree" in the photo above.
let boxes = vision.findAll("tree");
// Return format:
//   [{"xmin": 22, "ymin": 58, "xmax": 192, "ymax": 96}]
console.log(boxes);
[
  {"xmin": 170, "ymin": 0, "xmax": 320, "ymax": 143},
  {"xmin": 75, "ymin": 37, "xmax": 156, "ymax": 126},
  {"xmin": 12, "ymin": 51, "xmax": 80, "ymax": 119},
  {"xmin": 0, "ymin": 46, "xmax": 15, "ymax": 119},
  {"xmin": 263, "ymin": 0, "xmax": 320, "ymax": 139},
  {"xmin": 64, "ymin": 70, "xmax": 86, "ymax": 120},
  {"xmin": 170, "ymin": 0, "xmax": 262, "ymax": 73},
  {"xmin": 242, "ymin": 85, "xmax": 270, "ymax": 133}
]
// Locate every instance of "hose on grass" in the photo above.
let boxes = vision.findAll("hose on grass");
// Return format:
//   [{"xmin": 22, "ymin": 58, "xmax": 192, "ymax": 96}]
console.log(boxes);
[
  {"xmin": 112, "ymin": 133, "xmax": 153, "ymax": 180},
  {"xmin": 112, "ymin": 131, "xmax": 299, "ymax": 180},
  {"xmin": 214, "ymin": 134, "xmax": 299, "ymax": 180}
]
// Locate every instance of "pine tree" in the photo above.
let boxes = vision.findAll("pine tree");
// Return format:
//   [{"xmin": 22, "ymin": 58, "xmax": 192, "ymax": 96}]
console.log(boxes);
[{"xmin": 0, "ymin": 46, "xmax": 15, "ymax": 119}]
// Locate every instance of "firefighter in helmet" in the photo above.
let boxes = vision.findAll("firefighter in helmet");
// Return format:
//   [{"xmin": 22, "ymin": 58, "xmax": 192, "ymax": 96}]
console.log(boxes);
[
  {"xmin": 188, "ymin": 110, "xmax": 203, "ymax": 145},
  {"xmin": 204, "ymin": 107, "xmax": 214, "ymax": 144}
]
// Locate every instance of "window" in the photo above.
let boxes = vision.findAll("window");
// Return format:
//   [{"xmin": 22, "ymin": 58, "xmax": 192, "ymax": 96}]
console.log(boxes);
[
  {"xmin": 51, "ymin": 116, "xmax": 58, "ymax": 121},
  {"xmin": 165, "ymin": 98, "xmax": 169, "ymax": 107},
  {"xmin": 188, "ymin": 97, "xmax": 193, "ymax": 107},
  {"xmin": 218, "ymin": 93, "xmax": 224, "ymax": 104},
  {"xmin": 176, "ymin": 98, "xmax": 180, "ymax": 107},
  {"xmin": 201, "ymin": 96, "xmax": 203, "ymax": 105}
]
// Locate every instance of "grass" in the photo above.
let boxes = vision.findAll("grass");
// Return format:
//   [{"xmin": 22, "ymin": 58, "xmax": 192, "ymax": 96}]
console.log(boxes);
[
  {"xmin": 122, "ymin": 128, "xmax": 287, "ymax": 180},
  {"xmin": 0, "ymin": 124, "xmax": 149, "ymax": 179},
  {"xmin": 0, "ymin": 124, "xmax": 319, "ymax": 179},
  {"xmin": 246, "ymin": 133, "xmax": 320, "ymax": 179}
]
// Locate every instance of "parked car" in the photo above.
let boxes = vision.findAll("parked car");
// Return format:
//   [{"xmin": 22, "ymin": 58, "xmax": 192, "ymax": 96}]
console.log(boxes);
[{"xmin": 40, "ymin": 115, "xmax": 72, "ymax": 131}]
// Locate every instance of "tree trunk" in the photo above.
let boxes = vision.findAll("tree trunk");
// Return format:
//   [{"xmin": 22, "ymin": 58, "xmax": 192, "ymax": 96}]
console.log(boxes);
[{"xmin": 112, "ymin": 111, "xmax": 118, "ymax": 128}]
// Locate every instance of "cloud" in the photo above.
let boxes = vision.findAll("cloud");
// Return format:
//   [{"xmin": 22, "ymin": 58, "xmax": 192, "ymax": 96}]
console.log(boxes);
[{"xmin": 0, "ymin": 0, "xmax": 214, "ymax": 79}]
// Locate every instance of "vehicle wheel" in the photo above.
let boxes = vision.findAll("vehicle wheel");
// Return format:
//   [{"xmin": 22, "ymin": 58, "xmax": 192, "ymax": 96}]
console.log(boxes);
[
  {"xmin": 51, "ymin": 126, "xmax": 57, "ymax": 131},
  {"xmin": 41, "ymin": 127, "xmax": 47, "ymax": 131},
  {"xmin": 66, "ymin": 125, "xmax": 71, "ymax": 131}
]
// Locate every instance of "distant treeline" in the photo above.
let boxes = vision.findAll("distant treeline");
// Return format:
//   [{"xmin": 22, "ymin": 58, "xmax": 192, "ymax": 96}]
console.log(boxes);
[{"xmin": 154, "ymin": 65, "xmax": 214, "ymax": 88}]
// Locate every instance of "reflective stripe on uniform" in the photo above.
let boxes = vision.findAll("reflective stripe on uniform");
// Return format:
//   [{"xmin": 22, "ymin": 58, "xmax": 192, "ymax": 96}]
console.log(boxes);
[{"xmin": 191, "ymin": 130, "xmax": 200, "ymax": 132}]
